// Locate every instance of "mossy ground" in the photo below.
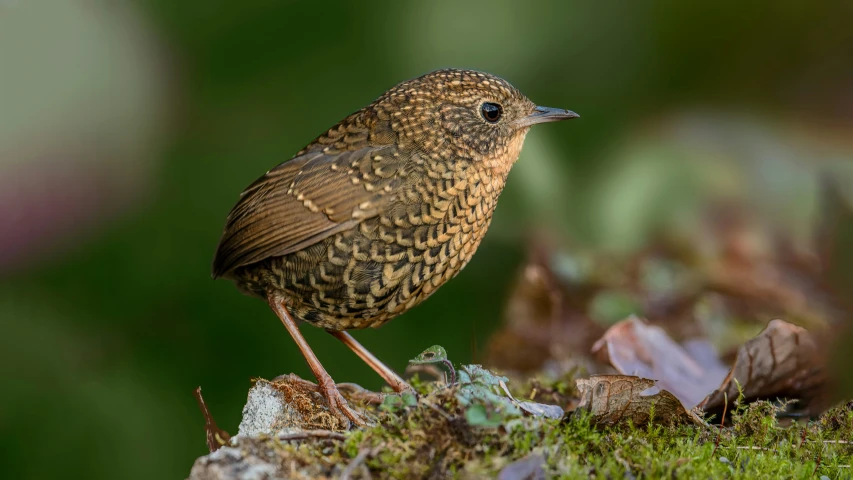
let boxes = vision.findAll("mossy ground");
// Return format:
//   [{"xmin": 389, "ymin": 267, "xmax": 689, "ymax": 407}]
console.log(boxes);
[{"xmin": 231, "ymin": 375, "xmax": 853, "ymax": 479}]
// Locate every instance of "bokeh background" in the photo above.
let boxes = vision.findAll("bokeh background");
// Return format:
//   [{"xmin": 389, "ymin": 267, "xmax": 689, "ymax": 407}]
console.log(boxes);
[{"xmin": 2, "ymin": 1, "xmax": 852, "ymax": 478}]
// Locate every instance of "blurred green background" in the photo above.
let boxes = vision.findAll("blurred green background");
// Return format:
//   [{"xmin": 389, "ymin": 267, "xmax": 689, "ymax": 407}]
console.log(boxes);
[{"xmin": 1, "ymin": 1, "xmax": 851, "ymax": 478}]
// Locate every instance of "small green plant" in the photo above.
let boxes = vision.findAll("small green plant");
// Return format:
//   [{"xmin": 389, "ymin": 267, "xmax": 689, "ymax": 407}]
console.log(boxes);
[
  {"xmin": 465, "ymin": 402, "xmax": 508, "ymax": 428},
  {"xmin": 379, "ymin": 390, "xmax": 418, "ymax": 413},
  {"xmin": 408, "ymin": 345, "xmax": 456, "ymax": 384}
]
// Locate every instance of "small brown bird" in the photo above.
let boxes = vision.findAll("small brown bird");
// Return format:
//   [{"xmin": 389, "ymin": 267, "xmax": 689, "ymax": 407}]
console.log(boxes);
[{"xmin": 212, "ymin": 68, "xmax": 577, "ymax": 426}]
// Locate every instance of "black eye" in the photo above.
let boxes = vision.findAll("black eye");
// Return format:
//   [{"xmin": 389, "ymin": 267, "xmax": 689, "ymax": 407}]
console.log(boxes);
[
  {"xmin": 423, "ymin": 352, "xmax": 434, "ymax": 359},
  {"xmin": 480, "ymin": 102, "xmax": 503, "ymax": 123}
]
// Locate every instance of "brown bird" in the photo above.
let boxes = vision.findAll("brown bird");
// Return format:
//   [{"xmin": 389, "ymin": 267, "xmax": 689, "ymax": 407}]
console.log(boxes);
[{"xmin": 212, "ymin": 68, "xmax": 577, "ymax": 427}]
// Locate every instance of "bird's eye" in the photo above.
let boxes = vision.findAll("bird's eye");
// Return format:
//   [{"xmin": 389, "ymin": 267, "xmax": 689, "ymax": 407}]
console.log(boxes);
[{"xmin": 480, "ymin": 102, "xmax": 503, "ymax": 123}]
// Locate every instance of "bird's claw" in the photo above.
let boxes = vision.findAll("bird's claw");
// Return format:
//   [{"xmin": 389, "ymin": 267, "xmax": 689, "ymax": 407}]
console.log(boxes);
[{"xmin": 318, "ymin": 376, "xmax": 370, "ymax": 428}]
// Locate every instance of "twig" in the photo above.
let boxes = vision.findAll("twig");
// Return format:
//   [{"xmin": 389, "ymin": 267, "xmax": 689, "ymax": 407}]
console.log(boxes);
[
  {"xmin": 713, "ymin": 392, "xmax": 728, "ymax": 456},
  {"xmin": 813, "ymin": 446, "xmax": 823, "ymax": 477},
  {"xmin": 425, "ymin": 401, "xmax": 453, "ymax": 421},
  {"xmin": 193, "ymin": 386, "xmax": 231, "ymax": 453},
  {"xmin": 277, "ymin": 430, "xmax": 347, "ymax": 442},
  {"xmin": 341, "ymin": 447, "xmax": 373, "ymax": 480},
  {"xmin": 613, "ymin": 448, "xmax": 635, "ymax": 475},
  {"xmin": 440, "ymin": 359, "xmax": 456, "ymax": 384}
]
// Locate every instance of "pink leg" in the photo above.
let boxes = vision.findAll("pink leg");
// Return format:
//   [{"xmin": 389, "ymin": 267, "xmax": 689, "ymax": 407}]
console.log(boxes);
[
  {"xmin": 328, "ymin": 330, "xmax": 412, "ymax": 393},
  {"xmin": 267, "ymin": 294, "xmax": 367, "ymax": 427}
]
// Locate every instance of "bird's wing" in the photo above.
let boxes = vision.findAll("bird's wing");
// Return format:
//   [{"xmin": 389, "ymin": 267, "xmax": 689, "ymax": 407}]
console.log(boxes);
[{"xmin": 212, "ymin": 144, "xmax": 407, "ymax": 277}]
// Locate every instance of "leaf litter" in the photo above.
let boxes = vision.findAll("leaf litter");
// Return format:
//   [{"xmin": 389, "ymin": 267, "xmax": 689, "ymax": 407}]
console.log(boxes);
[
  {"xmin": 591, "ymin": 315, "xmax": 729, "ymax": 409},
  {"xmin": 575, "ymin": 375, "xmax": 707, "ymax": 427},
  {"xmin": 482, "ymin": 204, "xmax": 845, "ymax": 425}
]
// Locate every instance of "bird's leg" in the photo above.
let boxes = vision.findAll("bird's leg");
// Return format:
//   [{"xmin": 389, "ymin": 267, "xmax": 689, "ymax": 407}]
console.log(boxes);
[
  {"xmin": 267, "ymin": 295, "xmax": 368, "ymax": 428},
  {"xmin": 328, "ymin": 330, "xmax": 413, "ymax": 394}
]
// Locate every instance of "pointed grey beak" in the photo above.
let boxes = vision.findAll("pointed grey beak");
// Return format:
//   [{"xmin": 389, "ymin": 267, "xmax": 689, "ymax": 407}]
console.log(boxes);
[{"xmin": 517, "ymin": 106, "xmax": 579, "ymax": 128}]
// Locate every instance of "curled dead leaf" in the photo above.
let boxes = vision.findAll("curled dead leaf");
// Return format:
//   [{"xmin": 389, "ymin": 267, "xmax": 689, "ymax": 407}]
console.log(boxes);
[
  {"xmin": 592, "ymin": 316, "xmax": 729, "ymax": 408},
  {"xmin": 575, "ymin": 375, "xmax": 706, "ymax": 427},
  {"xmin": 592, "ymin": 317, "xmax": 826, "ymax": 412},
  {"xmin": 699, "ymin": 319, "xmax": 825, "ymax": 409}
]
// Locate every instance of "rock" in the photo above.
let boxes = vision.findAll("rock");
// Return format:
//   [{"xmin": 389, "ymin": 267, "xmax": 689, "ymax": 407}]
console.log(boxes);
[
  {"xmin": 187, "ymin": 435, "xmax": 349, "ymax": 480},
  {"xmin": 187, "ymin": 444, "xmax": 280, "ymax": 480},
  {"xmin": 237, "ymin": 377, "xmax": 346, "ymax": 437},
  {"xmin": 187, "ymin": 377, "xmax": 352, "ymax": 480},
  {"xmin": 237, "ymin": 381, "xmax": 303, "ymax": 437}
]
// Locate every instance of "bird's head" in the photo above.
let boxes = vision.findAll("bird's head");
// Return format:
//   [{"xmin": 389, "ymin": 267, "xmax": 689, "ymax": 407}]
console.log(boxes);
[{"xmin": 375, "ymin": 68, "xmax": 578, "ymax": 174}]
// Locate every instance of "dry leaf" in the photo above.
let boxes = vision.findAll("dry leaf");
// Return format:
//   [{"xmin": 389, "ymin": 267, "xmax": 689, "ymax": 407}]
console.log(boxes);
[
  {"xmin": 497, "ymin": 380, "xmax": 565, "ymax": 419},
  {"xmin": 700, "ymin": 319, "xmax": 825, "ymax": 409},
  {"xmin": 592, "ymin": 316, "xmax": 729, "ymax": 408},
  {"xmin": 575, "ymin": 375, "xmax": 706, "ymax": 426},
  {"xmin": 592, "ymin": 317, "xmax": 826, "ymax": 412},
  {"xmin": 517, "ymin": 401, "xmax": 566, "ymax": 420}
]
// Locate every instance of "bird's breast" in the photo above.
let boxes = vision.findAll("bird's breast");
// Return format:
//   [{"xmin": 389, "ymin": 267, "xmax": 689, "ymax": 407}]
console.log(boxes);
[
  {"xmin": 243, "ymin": 162, "xmax": 509, "ymax": 330},
  {"xmin": 365, "ymin": 163, "xmax": 506, "ymax": 303}
]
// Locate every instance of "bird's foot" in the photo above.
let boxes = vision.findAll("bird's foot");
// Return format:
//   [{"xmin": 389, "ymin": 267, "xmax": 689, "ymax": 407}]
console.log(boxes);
[
  {"xmin": 273, "ymin": 374, "xmax": 387, "ymax": 405},
  {"xmin": 337, "ymin": 382, "xmax": 389, "ymax": 405},
  {"xmin": 317, "ymin": 376, "xmax": 370, "ymax": 429},
  {"xmin": 273, "ymin": 373, "xmax": 372, "ymax": 428}
]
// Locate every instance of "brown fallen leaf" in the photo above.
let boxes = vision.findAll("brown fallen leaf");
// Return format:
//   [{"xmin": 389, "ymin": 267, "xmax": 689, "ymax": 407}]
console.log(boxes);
[
  {"xmin": 194, "ymin": 386, "xmax": 231, "ymax": 453},
  {"xmin": 592, "ymin": 316, "xmax": 729, "ymax": 408},
  {"xmin": 575, "ymin": 375, "xmax": 706, "ymax": 427},
  {"xmin": 699, "ymin": 319, "xmax": 825, "ymax": 410}
]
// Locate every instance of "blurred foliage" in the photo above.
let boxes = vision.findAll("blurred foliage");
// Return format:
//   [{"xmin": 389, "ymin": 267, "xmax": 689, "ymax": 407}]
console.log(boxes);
[{"xmin": 1, "ymin": 1, "xmax": 852, "ymax": 478}]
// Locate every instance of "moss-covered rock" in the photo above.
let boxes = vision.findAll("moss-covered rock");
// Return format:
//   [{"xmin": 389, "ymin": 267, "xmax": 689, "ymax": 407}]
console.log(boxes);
[{"xmin": 188, "ymin": 371, "xmax": 853, "ymax": 479}]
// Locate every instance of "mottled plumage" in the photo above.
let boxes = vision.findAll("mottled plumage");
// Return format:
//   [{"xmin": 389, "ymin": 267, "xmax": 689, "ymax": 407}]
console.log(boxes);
[{"xmin": 212, "ymin": 68, "xmax": 577, "ymax": 426}]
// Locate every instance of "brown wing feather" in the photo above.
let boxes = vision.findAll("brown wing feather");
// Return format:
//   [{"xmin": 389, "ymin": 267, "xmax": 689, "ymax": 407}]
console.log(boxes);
[{"xmin": 212, "ymin": 144, "xmax": 404, "ymax": 278}]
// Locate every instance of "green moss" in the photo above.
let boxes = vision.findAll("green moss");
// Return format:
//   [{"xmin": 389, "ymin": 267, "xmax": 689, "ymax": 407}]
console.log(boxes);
[{"xmin": 250, "ymin": 375, "xmax": 853, "ymax": 479}]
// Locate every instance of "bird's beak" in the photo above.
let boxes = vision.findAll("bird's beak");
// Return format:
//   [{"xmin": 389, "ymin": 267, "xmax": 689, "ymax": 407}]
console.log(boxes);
[{"xmin": 517, "ymin": 106, "xmax": 579, "ymax": 128}]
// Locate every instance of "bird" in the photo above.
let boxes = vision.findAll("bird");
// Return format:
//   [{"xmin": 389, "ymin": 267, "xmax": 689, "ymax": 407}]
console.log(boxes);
[{"xmin": 212, "ymin": 68, "xmax": 577, "ymax": 427}]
